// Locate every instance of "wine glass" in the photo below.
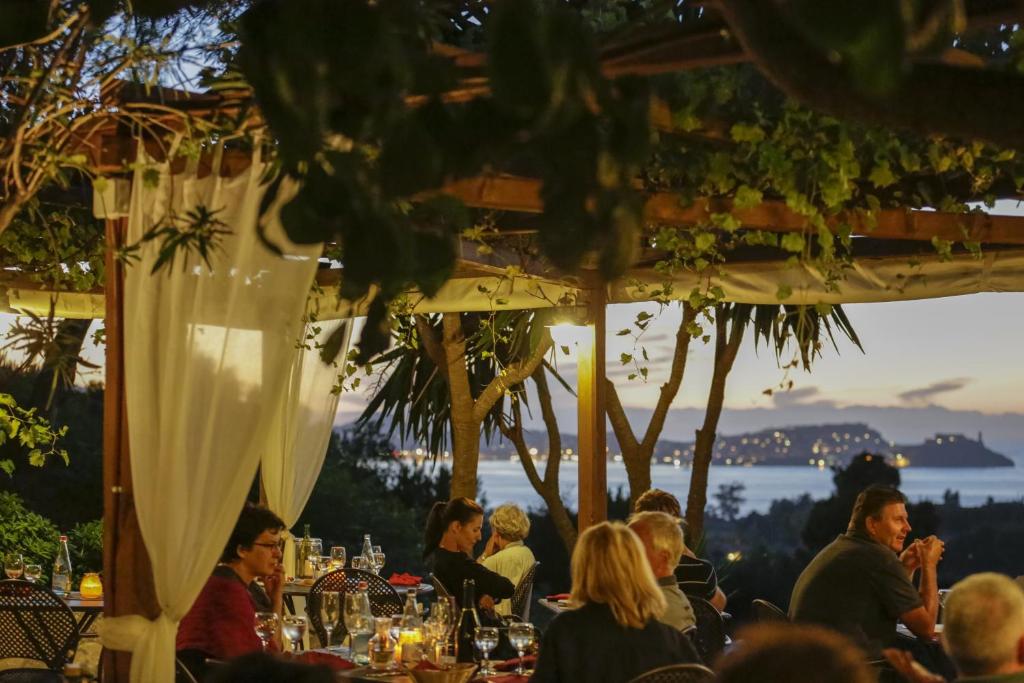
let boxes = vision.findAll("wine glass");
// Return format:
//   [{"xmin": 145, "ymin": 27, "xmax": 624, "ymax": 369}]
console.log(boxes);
[
  {"xmin": 508, "ymin": 622, "xmax": 536, "ymax": 675},
  {"xmin": 371, "ymin": 551, "xmax": 386, "ymax": 575},
  {"xmin": 320, "ymin": 591, "xmax": 341, "ymax": 648},
  {"xmin": 24, "ymin": 564, "xmax": 42, "ymax": 583},
  {"xmin": 254, "ymin": 611, "xmax": 280, "ymax": 652},
  {"xmin": 474, "ymin": 626, "xmax": 499, "ymax": 675},
  {"xmin": 389, "ymin": 614, "xmax": 403, "ymax": 642},
  {"xmin": 351, "ymin": 555, "xmax": 366, "ymax": 572},
  {"xmin": 330, "ymin": 546, "xmax": 346, "ymax": 571},
  {"xmin": 281, "ymin": 615, "xmax": 307, "ymax": 654},
  {"xmin": 4, "ymin": 552, "xmax": 24, "ymax": 579},
  {"xmin": 343, "ymin": 592, "xmax": 374, "ymax": 656}
]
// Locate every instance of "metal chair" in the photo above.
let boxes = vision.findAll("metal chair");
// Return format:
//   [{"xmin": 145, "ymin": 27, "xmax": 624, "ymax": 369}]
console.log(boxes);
[
  {"xmin": 751, "ymin": 598, "xmax": 789, "ymax": 623},
  {"xmin": 429, "ymin": 574, "xmax": 454, "ymax": 600},
  {"xmin": 306, "ymin": 568, "xmax": 403, "ymax": 646},
  {"xmin": 509, "ymin": 561, "xmax": 540, "ymax": 622},
  {"xmin": 687, "ymin": 596, "xmax": 726, "ymax": 665},
  {"xmin": 0, "ymin": 670, "xmax": 68, "ymax": 683},
  {"xmin": 0, "ymin": 580, "xmax": 79, "ymax": 671},
  {"xmin": 628, "ymin": 663, "xmax": 717, "ymax": 683}
]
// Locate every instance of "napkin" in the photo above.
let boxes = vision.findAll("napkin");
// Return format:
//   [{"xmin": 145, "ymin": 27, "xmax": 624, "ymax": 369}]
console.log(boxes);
[
  {"xmin": 545, "ymin": 593, "xmax": 570, "ymax": 601},
  {"xmin": 389, "ymin": 572, "xmax": 423, "ymax": 586},
  {"xmin": 296, "ymin": 651, "xmax": 355, "ymax": 671},
  {"xmin": 484, "ymin": 675, "xmax": 531, "ymax": 683},
  {"xmin": 494, "ymin": 655, "xmax": 537, "ymax": 672}
]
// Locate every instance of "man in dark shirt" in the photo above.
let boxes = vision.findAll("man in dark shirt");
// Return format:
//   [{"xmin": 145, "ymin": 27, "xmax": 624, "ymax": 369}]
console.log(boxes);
[{"xmin": 790, "ymin": 485, "xmax": 944, "ymax": 658}]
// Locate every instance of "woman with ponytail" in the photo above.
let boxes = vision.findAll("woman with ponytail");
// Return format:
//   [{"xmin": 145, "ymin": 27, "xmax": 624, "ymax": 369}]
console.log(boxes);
[{"xmin": 424, "ymin": 498, "xmax": 515, "ymax": 613}]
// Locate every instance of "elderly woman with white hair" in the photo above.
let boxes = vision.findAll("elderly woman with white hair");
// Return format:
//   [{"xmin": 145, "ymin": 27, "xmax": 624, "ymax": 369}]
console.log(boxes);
[{"xmin": 479, "ymin": 503, "xmax": 536, "ymax": 616}]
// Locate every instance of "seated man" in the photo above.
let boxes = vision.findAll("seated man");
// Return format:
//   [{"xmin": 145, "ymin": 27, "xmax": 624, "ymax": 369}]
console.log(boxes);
[
  {"xmin": 633, "ymin": 488, "xmax": 727, "ymax": 611},
  {"xmin": 884, "ymin": 572, "xmax": 1024, "ymax": 683},
  {"xmin": 628, "ymin": 511, "xmax": 696, "ymax": 631},
  {"xmin": 177, "ymin": 503, "xmax": 286, "ymax": 665},
  {"xmin": 789, "ymin": 485, "xmax": 944, "ymax": 659}
]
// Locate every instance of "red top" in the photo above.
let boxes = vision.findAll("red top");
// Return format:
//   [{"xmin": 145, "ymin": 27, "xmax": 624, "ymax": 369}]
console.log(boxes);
[{"xmin": 176, "ymin": 566, "xmax": 271, "ymax": 659}]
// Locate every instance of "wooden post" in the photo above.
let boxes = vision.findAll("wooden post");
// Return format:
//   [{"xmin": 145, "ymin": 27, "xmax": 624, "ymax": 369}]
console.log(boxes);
[
  {"xmin": 102, "ymin": 217, "xmax": 159, "ymax": 682},
  {"xmin": 576, "ymin": 275, "xmax": 607, "ymax": 530}
]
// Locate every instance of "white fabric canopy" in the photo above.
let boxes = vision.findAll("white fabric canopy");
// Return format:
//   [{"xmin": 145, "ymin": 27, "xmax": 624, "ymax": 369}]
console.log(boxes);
[
  {"xmin": 95, "ymin": 152, "xmax": 319, "ymax": 683},
  {"xmin": 261, "ymin": 318, "xmax": 351, "ymax": 574}
]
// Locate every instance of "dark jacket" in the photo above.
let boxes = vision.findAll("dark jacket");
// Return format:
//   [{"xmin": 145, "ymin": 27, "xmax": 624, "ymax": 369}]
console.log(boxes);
[
  {"xmin": 431, "ymin": 547, "xmax": 514, "ymax": 607},
  {"xmin": 530, "ymin": 602, "xmax": 701, "ymax": 683}
]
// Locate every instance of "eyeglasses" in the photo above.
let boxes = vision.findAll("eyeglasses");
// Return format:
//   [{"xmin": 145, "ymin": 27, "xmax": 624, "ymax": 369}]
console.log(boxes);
[{"xmin": 252, "ymin": 540, "xmax": 285, "ymax": 552}]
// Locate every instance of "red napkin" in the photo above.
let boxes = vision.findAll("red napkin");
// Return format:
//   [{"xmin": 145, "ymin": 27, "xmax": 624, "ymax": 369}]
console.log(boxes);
[
  {"xmin": 296, "ymin": 651, "xmax": 355, "ymax": 671},
  {"xmin": 545, "ymin": 593, "xmax": 570, "ymax": 601},
  {"xmin": 494, "ymin": 655, "xmax": 537, "ymax": 672},
  {"xmin": 388, "ymin": 572, "xmax": 422, "ymax": 586},
  {"xmin": 484, "ymin": 675, "xmax": 531, "ymax": 683}
]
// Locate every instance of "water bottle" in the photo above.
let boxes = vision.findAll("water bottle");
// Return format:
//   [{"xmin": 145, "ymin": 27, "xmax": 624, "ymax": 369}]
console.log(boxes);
[
  {"xmin": 52, "ymin": 534, "xmax": 72, "ymax": 596},
  {"xmin": 361, "ymin": 533, "xmax": 373, "ymax": 567},
  {"xmin": 296, "ymin": 524, "xmax": 313, "ymax": 579},
  {"xmin": 399, "ymin": 588, "xmax": 423, "ymax": 664},
  {"xmin": 352, "ymin": 580, "xmax": 374, "ymax": 658}
]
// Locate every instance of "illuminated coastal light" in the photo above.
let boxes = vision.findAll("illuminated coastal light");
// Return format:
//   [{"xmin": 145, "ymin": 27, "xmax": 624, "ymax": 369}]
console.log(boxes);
[
  {"xmin": 936, "ymin": 437, "xmax": 943, "ymax": 444},
  {"xmin": 726, "ymin": 551, "xmax": 742, "ymax": 562},
  {"xmin": 817, "ymin": 459, "xmax": 825, "ymax": 467},
  {"xmin": 529, "ymin": 447, "xmax": 538, "ymax": 456},
  {"xmin": 415, "ymin": 448, "xmax": 424, "ymax": 456},
  {"xmin": 809, "ymin": 458, "xmax": 816, "ymax": 465}
]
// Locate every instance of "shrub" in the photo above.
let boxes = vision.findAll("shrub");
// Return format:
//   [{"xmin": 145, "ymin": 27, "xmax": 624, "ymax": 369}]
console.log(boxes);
[
  {"xmin": 0, "ymin": 491, "xmax": 59, "ymax": 572},
  {"xmin": 68, "ymin": 518, "xmax": 103, "ymax": 581}
]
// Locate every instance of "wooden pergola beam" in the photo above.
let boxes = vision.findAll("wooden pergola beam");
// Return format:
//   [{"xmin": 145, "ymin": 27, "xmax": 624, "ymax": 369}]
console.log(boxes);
[{"xmin": 439, "ymin": 174, "xmax": 1024, "ymax": 245}]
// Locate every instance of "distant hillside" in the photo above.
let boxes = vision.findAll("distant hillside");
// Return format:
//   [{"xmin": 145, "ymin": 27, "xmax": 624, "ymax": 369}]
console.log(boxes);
[{"xmin": 472, "ymin": 422, "xmax": 1014, "ymax": 468}]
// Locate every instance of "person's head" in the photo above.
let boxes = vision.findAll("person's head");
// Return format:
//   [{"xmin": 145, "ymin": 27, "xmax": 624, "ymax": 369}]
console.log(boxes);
[
  {"xmin": 210, "ymin": 651, "xmax": 334, "ymax": 683},
  {"xmin": 489, "ymin": 503, "xmax": 531, "ymax": 547},
  {"xmin": 942, "ymin": 572, "xmax": 1024, "ymax": 677},
  {"xmin": 423, "ymin": 497, "xmax": 484, "ymax": 557},
  {"xmin": 628, "ymin": 511, "xmax": 685, "ymax": 579},
  {"xmin": 716, "ymin": 623, "xmax": 875, "ymax": 683},
  {"xmin": 569, "ymin": 521, "xmax": 665, "ymax": 629},
  {"xmin": 847, "ymin": 485, "xmax": 910, "ymax": 552},
  {"xmin": 221, "ymin": 504, "xmax": 285, "ymax": 579},
  {"xmin": 634, "ymin": 488, "xmax": 682, "ymax": 518}
]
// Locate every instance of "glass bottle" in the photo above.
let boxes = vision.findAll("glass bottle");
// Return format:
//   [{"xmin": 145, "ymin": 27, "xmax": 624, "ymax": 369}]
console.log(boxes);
[
  {"xmin": 52, "ymin": 534, "xmax": 72, "ymax": 596},
  {"xmin": 456, "ymin": 579, "xmax": 481, "ymax": 663},
  {"xmin": 361, "ymin": 534, "xmax": 373, "ymax": 568},
  {"xmin": 399, "ymin": 588, "xmax": 423, "ymax": 665},
  {"xmin": 368, "ymin": 616, "xmax": 396, "ymax": 670},
  {"xmin": 296, "ymin": 524, "xmax": 313, "ymax": 579},
  {"xmin": 350, "ymin": 580, "xmax": 375, "ymax": 658}
]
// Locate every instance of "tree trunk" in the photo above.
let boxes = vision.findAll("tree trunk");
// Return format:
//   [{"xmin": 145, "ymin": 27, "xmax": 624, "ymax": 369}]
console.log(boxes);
[
  {"xmin": 30, "ymin": 317, "xmax": 92, "ymax": 411},
  {"xmin": 684, "ymin": 304, "xmax": 746, "ymax": 544},
  {"xmin": 441, "ymin": 313, "xmax": 479, "ymax": 500}
]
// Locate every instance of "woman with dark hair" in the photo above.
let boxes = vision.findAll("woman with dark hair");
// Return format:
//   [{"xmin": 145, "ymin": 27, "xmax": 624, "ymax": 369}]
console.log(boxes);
[{"xmin": 425, "ymin": 498, "xmax": 514, "ymax": 612}]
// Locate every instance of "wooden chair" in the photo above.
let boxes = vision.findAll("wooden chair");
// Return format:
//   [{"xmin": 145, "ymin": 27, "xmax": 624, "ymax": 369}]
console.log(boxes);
[
  {"xmin": 0, "ymin": 580, "xmax": 79, "ymax": 671},
  {"xmin": 751, "ymin": 598, "xmax": 789, "ymax": 623},
  {"xmin": 628, "ymin": 663, "xmax": 717, "ymax": 683},
  {"xmin": 687, "ymin": 596, "xmax": 727, "ymax": 665},
  {"xmin": 509, "ymin": 561, "xmax": 540, "ymax": 622},
  {"xmin": 306, "ymin": 568, "xmax": 403, "ymax": 646}
]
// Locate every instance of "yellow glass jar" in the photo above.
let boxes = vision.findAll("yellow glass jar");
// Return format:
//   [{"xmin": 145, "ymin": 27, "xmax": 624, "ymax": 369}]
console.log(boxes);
[{"xmin": 80, "ymin": 573, "xmax": 103, "ymax": 599}]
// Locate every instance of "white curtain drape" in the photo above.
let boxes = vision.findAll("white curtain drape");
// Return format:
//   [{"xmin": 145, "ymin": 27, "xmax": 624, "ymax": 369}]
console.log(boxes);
[
  {"xmin": 97, "ymin": 151, "xmax": 320, "ymax": 683},
  {"xmin": 261, "ymin": 318, "xmax": 351, "ymax": 573}
]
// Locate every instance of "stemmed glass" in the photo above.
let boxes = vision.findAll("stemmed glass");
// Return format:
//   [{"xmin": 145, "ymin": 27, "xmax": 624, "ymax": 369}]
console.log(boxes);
[
  {"xmin": 371, "ymin": 550, "xmax": 386, "ymax": 575},
  {"xmin": 281, "ymin": 615, "xmax": 307, "ymax": 654},
  {"xmin": 319, "ymin": 591, "xmax": 341, "ymax": 648},
  {"xmin": 330, "ymin": 546, "xmax": 346, "ymax": 571},
  {"xmin": 24, "ymin": 564, "xmax": 42, "ymax": 583},
  {"xmin": 426, "ymin": 602, "xmax": 452, "ymax": 663},
  {"xmin": 254, "ymin": 611, "xmax": 280, "ymax": 652},
  {"xmin": 343, "ymin": 592, "xmax": 374, "ymax": 657},
  {"xmin": 436, "ymin": 596, "xmax": 457, "ymax": 661},
  {"xmin": 4, "ymin": 552, "xmax": 24, "ymax": 579},
  {"xmin": 508, "ymin": 622, "xmax": 536, "ymax": 675},
  {"xmin": 473, "ymin": 626, "xmax": 499, "ymax": 676}
]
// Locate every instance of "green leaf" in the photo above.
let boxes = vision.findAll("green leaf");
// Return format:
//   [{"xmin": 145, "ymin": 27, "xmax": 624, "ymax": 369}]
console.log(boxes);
[
  {"xmin": 620, "ymin": 353, "xmax": 633, "ymax": 365},
  {"xmin": 780, "ymin": 233, "xmax": 805, "ymax": 253},
  {"xmin": 730, "ymin": 122, "xmax": 765, "ymax": 144},
  {"xmin": 616, "ymin": 328, "xmax": 631, "ymax": 336},
  {"xmin": 868, "ymin": 162, "xmax": 897, "ymax": 188},
  {"xmin": 733, "ymin": 185, "xmax": 764, "ymax": 210},
  {"xmin": 776, "ymin": 284, "xmax": 793, "ymax": 301}
]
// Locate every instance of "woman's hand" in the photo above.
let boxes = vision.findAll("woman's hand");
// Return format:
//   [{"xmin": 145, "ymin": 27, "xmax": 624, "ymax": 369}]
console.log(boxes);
[
  {"xmin": 479, "ymin": 594, "xmax": 496, "ymax": 611},
  {"xmin": 482, "ymin": 533, "xmax": 499, "ymax": 559}
]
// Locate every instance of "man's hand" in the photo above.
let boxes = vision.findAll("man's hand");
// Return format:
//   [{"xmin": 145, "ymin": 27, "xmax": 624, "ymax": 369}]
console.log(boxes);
[
  {"xmin": 900, "ymin": 540, "xmax": 923, "ymax": 575},
  {"xmin": 919, "ymin": 536, "xmax": 945, "ymax": 567},
  {"xmin": 264, "ymin": 562, "xmax": 285, "ymax": 603},
  {"xmin": 882, "ymin": 648, "xmax": 944, "ymax": 683}
]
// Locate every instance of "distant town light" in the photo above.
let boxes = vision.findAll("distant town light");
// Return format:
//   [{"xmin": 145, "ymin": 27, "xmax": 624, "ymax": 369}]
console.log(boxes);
[
  {"xmin": 726, "ymin": 551, "xmax": 742, "ymax": 562},
  {"xmin": 528, "ymin": 447, "xmax": 538, "ymax": 456}
]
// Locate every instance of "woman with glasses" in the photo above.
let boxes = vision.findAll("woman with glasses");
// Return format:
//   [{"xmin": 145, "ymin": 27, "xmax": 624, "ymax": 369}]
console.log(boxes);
[{"xmin": 177, "ymin": 503, "xmax": 287, "ymax": 673}]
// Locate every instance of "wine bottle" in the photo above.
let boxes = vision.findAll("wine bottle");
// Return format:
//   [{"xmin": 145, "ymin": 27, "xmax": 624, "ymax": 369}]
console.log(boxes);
[{"xmin": 456, "ymin": 579, "xmax": 481, "ymax": 663}]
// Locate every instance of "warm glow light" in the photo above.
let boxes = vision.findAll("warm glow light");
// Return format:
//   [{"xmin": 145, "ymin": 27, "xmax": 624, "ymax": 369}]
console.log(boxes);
[{"xmin": 80, "ymin": 573, "xmax": 103, "ymax": 599}]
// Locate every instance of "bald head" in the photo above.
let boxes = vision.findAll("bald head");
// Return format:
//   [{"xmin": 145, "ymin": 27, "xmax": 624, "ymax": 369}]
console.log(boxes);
[{"xmin": 943, "ymin": 573, "xmax": 1024, "ymax": 677}]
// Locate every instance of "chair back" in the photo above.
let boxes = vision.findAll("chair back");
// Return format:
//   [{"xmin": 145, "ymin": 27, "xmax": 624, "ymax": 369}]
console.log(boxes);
[
  {"xmin": 429, "ymin": 574, "xmax": 453, "ymax": 600},
  {"xmin": 0, "ymin": 579, "xmax": 79, "ymax": 670},
  {"xmin": 307, "ymin": 569, "xmax": 403, "ymax": 646},
  {"xmin": 751, "ymin": 598, "xmax": 788, "ymax": 623},
  {"xmin": 0, "ymin": 670, "xmax": 68, "ymax": 683},
  {"xmin": 175, "ymin": 656, "xmax": 200, "ymax": 683},
  {"xmin": 510, "ymin": 562, "xmax": 539, "ymax": 621},
  {"xmin": 627, "ymin": 663, "xmax": 717, "ymax": 683},
  {"xmin": 688, "ymin": 596, "xmax": 726, "ymax": 665}
]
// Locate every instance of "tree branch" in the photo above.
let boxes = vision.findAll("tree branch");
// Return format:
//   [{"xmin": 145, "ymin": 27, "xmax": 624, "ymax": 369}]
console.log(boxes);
[
  {"xmin": 640, "ymin": 302, "xmax": 695, "ymax": 452},
  {"xmin": 472, "ymin": 330, "xmax": 553, "ymax": 423},
  {"xmin": 415, "ymin": 314, "xmax": 447, "ymax": 377},
  {"xmin": 716, "ymin": 0, "xmax": 1024, "ymax": 148},
  {"xmin": 532, "ymin": 366, "xmax": 563, "ymax": 486},
  {"xmin": 605, "ymin": 378, "xmax": 638, "ymax": 453}
]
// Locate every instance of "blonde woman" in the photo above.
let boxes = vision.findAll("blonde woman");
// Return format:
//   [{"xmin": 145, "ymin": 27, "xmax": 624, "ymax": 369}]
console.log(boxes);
[
  {"xmin": 530, "ymin": 522, "xmax": 700, "ymax": 683},
  {"xmin": 480, "ymin": 503, "xmax": 536, "ymax": 617}
]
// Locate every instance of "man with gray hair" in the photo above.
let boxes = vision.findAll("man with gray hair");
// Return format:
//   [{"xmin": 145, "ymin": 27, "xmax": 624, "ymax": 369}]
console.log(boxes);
[
  {"xmin": 628, "ymin": 511, "xmax": 696, "ymax": 631},
  {"xmin": 885, "ymin": 573, "xmax": 1024, "ymax": 682}
]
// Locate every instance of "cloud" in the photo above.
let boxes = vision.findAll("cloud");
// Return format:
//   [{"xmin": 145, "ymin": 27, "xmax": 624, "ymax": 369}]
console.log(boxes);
[
  {"xmin": 898, "ymin": 378, "xmax": 971, "ymax": 404},
  {"xmin": 772, "ymin": 386, "xmax": 825, "ymax": 407}
]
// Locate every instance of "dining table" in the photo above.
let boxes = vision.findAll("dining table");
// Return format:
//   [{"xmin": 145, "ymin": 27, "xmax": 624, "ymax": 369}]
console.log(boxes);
[
  {"xmin": 282, "ymin": 580, "xmax": 434, "ymax": 615},
  {"xmin": 295, "ymin": 648, "xmax": 531, "ymax": 683},
  {"xmin": 63, "ymin": 592, "xmax": 104, "ymax": 635}
]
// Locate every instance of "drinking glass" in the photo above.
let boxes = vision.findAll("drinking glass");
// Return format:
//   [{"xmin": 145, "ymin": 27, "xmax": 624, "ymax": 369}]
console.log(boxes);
[
  {"xmin": 24, "ymin": 564, "xmax": 42, "ymax": 583},
  {"xmin": 330, "ymin": 546, "xmax": 346, "ymax": 571},
  {"xmin": 351, "ymin": 555, "xmax": 366, "ymax": 572},
  {"xmin": 437, "ymin": 596, "xmax": 457, "ymax": 659},
  {"xmin": 389, "ymin": 614, "xmax": 403, "ymax": 642},
  {"xmin": 473, "ymin": 626, "xmax": 499, "ymax": 675},
  {"xmin": 371, "ymin": 551, "xmax": 386, "ymax": 575},
  {"xmin": 343, "ymin": 592, "xmax": 374, "ymax": 656},
  {"xmin": 310, "ymin": 538, "xmax": 323, "ymax": 562},
  {"xmin": 508, "ymin": 622, "xmax": 536, "ymax": 675},
  {"xmin": 254, "ymin": 611, "xmax": 280, "ymax": 652},
  {"xmin": 319, "ymin": 556, "xmax": 332, "ymax": 578},
  {"xmin": 4, "ymin": 552, "xmax": 24, "ymax": 579},
  {"xmin": 320, "ymin": 591, "xmax": 341, "ymax": 648},
  {"xmin": 281, "ymin": 615, "xmax": 307, "ymax": 654}
]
